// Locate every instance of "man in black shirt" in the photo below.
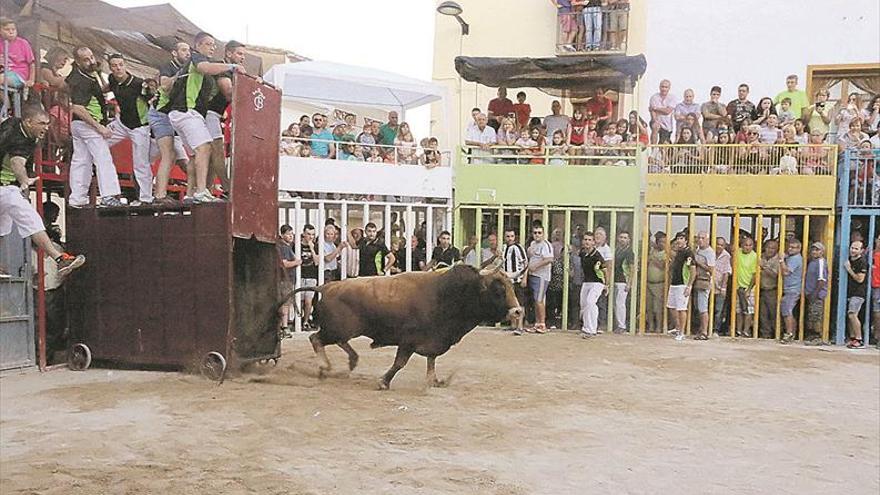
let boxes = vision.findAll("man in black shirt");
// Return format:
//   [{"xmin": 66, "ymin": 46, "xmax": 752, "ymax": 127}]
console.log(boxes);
[
  {"xmin": 206, "ymin": 40, "xmax": 248, "ymax": 194},
  {"xmin": 666, "ymin": 233, "xmax": 695, "ymax": 339},
  {"xmin": 613, "ymin": 230, "xmax": 635, "ymax": 333},
  {"xmin": 353, "ymin": 222, "xmax": 388, "ymax": 277},
  {"xmin": 299, "ymin": 224, "xmax": 319, "ymax": 329},
  {"xmin": 67, "ymin": 46, "xmax": 123, "ymax": 208},
  {"xmin": 150, "ymin": 41, "xmax": 193, "ymax": 205},
  {"xmin": 107, "ymin": 54, "xmax": 153, "ymax": 206},
  {"xmin": 844, "ymin": 240, "xmax": 868, "ymax": 348},
  {"xmin": 161, "ymin": 32, "xmax": 245, "ymax": 204},
  {"xmin": 427, "ymin": 230, "xmax": 460, "ymax": 270},
  {"xmin": 0, "ymin": 106, "xmax": 85, "ymax": 277},
  {"xmin": 579, "ymin": 231, "xmax": 608, "ymax": 337}
]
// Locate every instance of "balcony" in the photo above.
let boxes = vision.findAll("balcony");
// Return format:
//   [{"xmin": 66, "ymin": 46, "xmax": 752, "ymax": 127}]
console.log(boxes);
[
  {"xmin": 455, "ymin": 145, "xmax": 640, "ymax": 207},
  {"xmin": 278, "ymin": 138, "xmax": 453, "ymax": 200},
  {"xmin": 838, "ymin": 148, "xmax": 880, "ymax": 211},
  {"xmin": 644, "ymin": 144, "xmax": 838, "ymax": 210},
  {"xmin": 555, "ymin": 7, "xmax": 629, "ymax": 56}
]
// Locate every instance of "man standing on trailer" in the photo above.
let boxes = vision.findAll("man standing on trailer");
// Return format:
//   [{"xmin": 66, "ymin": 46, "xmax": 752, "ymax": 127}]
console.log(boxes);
[
  {"xmin": 150, "ymin": 41, "xmax": 192, "ymax": 205},
  {"xmin": 205, "ymin": 40, "xmax": 248, "ymax": 195},
  {"xmin": 161, "ymin": 32, "xmax": 245, "ymax": 204},
  {"xmin": 0, "ymin": 106, "xmax": 85, "ymax": 277},
  {"xmin": 66, "ymin": 46, "xmax": 123, "ymax": 208},
  {"xmin": 107, "ymin": 54, "xmax": 153, "ymax": 206}
]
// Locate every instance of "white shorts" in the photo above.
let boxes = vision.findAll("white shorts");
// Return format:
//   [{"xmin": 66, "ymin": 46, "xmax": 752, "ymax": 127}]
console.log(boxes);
[
  {"xmin": 301, "ymin": 278, "xmax": 318, "ymax": 301},
  {"xmin": 205, "ymin": 111, "xmax": 224, "ymax": 141},
  {"xmin": 168, "ymin": 109, "xmax": 212, "ymax": 151},
  {"xmin": 666, "ymin": 285, "xmax": 690, "ymax": 311},
  {"xmin": 0, "ymin": 185, "xmax": 44, "ymax": 238}
]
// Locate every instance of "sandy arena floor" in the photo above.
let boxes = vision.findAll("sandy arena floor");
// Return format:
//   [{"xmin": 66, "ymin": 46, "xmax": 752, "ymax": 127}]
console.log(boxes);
[{"xmin": 1, "ymin": 330, "xmax": 878, "ymax": 495}]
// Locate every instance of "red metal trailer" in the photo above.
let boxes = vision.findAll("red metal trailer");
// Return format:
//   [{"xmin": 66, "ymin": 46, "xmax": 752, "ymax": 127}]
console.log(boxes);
[{"xmin": 64, "ymin": 76, "xmax": 283, "ymax": 381}]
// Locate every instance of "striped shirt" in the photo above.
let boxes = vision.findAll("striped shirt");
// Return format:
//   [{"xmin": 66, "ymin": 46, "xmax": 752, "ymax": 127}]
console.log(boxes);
[{"xmin": 504, "ymin": 243, "xmax": 527, "ymax": 283}]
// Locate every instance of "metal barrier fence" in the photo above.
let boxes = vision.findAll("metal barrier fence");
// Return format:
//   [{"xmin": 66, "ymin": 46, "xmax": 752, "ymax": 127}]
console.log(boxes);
[
  {"xmin": 646, "ymin": 144, "xmax": 838, "ymax": 175},
  {"xmin": 639, "ymin": 209, "xmax": 835, "ymax": 342},
  {"xmin": 281, "ymin": 137, "xmax": 452, "ymax": 167},
  {"xmin": 834, "ymin": 148, "xmax": 880, "ymax": 346},
  {"xmin": 455, "ymin": 205, "xmax": 639, "ymax": 333},
  {"xmin": 278, "ymin": 198, "xmax": 452, "ymax": 332},
  {"xmin": 555, "ymin": 6, "xmax": 629, "ymax": 54},
  {"xmin": 460, "ymin": 144, "xmax": 639, "ymax": 166}
]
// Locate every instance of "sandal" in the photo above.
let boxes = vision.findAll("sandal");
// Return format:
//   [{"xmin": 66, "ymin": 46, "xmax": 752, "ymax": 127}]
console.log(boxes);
[
  {"xmin": 847, "ymin": 339, "xmax": 865, "ymax": 349},
  {"xmin": 534, "ymin": 324, "xmax": 548, "ymax": 334},
  {"xmin": 524, "ymin": 326, "xmax": 537, "ymax": 333},
  {"xmin": 693, "ymin": 333, "xmax": 708, "ymax": 341}
]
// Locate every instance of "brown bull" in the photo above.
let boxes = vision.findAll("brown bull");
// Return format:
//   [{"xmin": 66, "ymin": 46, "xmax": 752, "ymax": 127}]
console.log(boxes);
[{"xmin": 292, "ymin": 265, "xmax": 523, "ymax": 389}]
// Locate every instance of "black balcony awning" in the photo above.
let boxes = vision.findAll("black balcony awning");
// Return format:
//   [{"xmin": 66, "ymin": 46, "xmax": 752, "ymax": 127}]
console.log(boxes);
[{"xmin": 454, "ymin": 54, "xmax": 647, "ymax": 97}]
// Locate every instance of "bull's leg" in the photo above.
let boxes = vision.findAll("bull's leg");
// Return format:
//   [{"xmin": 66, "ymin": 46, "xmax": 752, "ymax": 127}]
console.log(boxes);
[
  {"xmin": 309, "ymin": 332, "xmax": 332, "ymax": 378},
  {"xmin": 426, "ymin": 356, "xmax": 449, "ymax": 388},
  {"xmin": 338, "ymin": 341, "xmax": 359, "ymax": 371},
  {"xmin": 378, "ymin": 346, "xmax": 413, "ymax": 390}
]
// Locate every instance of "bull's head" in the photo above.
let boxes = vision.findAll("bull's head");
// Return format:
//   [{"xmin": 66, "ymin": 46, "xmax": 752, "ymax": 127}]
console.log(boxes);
[{"xmin": 478, "ymin": 266, "xmax": 524, "ymax": 324}]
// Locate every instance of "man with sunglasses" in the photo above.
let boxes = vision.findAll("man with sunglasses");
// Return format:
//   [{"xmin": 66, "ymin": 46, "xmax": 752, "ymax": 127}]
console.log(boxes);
[
  {"xmin": 526, "ymin": 224, "xmax": 554, "ymax": 333},
  {"xmin": 309, "ymin": 113, "xmax": 335, "ymax": 159}
]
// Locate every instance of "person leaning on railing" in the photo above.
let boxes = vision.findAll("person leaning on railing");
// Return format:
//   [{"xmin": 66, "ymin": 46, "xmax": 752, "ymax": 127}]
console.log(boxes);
[
  {"xmin": 496, "ymin": 117, "xmax": 519, "ymax": 164},
  {"xmin": 464, "ymin": 113, "xmax": 497, "ymax": 164}
]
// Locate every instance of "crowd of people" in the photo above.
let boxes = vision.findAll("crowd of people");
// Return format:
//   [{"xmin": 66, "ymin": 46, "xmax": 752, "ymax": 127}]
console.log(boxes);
[
  {"xmin": 1, "ymin": 21, "xmax": 251, "ymax": 208},
  {"xmin": 280, "ymin": 111, "xmax": 445, "ymax": 168},
  {"xmin": 554, "ymin": 1, "xmax": 630, "ymax": 53}
]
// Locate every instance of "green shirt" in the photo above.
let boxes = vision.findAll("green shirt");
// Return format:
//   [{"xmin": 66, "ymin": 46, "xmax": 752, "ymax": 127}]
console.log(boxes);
[
  {"xmin": 774, "ymin": 90, "xmax": 810, "ymax": 119},
  {"xmin": 735, "ymin": 250, "xmax": 758, "ymax": 289},
  {"xmin": 378, "ymin": 124, "xmax": 398, "ymax": 146}
]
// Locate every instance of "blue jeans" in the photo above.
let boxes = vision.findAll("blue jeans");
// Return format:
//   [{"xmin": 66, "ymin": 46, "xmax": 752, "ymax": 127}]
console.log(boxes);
[{"xmin": 584, "ymin": 7, "xmax": 603, "ymax": 49}]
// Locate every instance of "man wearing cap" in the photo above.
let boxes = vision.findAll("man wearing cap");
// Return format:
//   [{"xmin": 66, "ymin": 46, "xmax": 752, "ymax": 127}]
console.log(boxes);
[
  {"xmin": 803, "ymin": 241, "xmax": 828, "ymax": 344},
  {"xmin": 205, "ymin": 40, "xmax": 247, "ymax": 195}
]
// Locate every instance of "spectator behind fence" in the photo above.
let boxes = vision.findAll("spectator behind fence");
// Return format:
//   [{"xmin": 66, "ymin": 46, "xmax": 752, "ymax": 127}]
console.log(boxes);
[
  {"xmin": 310, "ymin": 113, "xmax": 335, "ymax": 158},
  {"xmin": 666, "ymin": 233, "xmax": 694, "ymax": 340},
  {"xmin": 462, "ymin": 235, "xmax": 479, "ymax": 268},
  {"xmin": 555, "ymin": 0, "xmax": 576, "ymax": 51},
  {"xmin": 487, "ymin": 87, "xmax": 514, "ymax": 131},
  {"xmin": 512, "ymin": 91, "xmax": 531, "ymax": 130},
  {"xmin": 713, "ymin": 237, "xmax": 732, "ymax": 335},
  {"xmin": 581, "ymin": 0, "xmax": 603, "ymax": 51},
  {"xmin": 39, "ymin": 46, "xmax": 69, "ymax": 91},
  {"xmin": 107, "ymin": 54, "xmax": 153, "ymax": 206},
  {"xmin": 0, "ymin": 17, "xmax": 35, "ymax": 91},
  {"xmin": 394, "ymin": 122, "xmax": 417, "ymax": 164},
  {"xmin": 322, "ymin": 224, "xmax": 347, "ymax": 282},
  {"xmin": 527, "ymin": 224, "xmax": 554, "ymax": 334},
  {"xmin": 481, "ymin": 232, "xmax": 502, "ymax": 270},
  {"xmin": 838, "ymin": 118, "xmax": 868, "ymax": 154},
  {"xmin": 544, "ymin": 100, "xmax": 571, "ymax": 141},
  {"xmin": 701, "ymin": 86, "xmax": 728, "ymax": 138},
  {"xmin": 863, "ymin": 95, "xmax": 880, "ymax": 137},
  {"xmin": 67, "ymin": 46, "xmax": 123, "ymax": 208},
  {"xmin": 427, "ymin": 230, "xmax": 460, "ymax": 270},
  {"xmin": 645, "ymin": 231, "xmax": 666, "ymax": 333},
  {"xmin": 734, "ymin": 236, "xmax": 758, "ymax": 338},
  {"xmin": 277, "ymin": 224, "xmax": 300, "ymax": 337},
  {"xmin": 496, "ymin": 117, "xmax": 519, "ymax": 163},
  {"xmin": 692, "ymin": 232, "xmax": 715, "ymax": 340},
  {"xmin": 752, "ymin": 97, "xmax": 777, "ymax": 127},
  {"xmin": 298, "ymin": 224, "xmax": 319, "ymax": 329},
  {"xmin": 465, "ymin": 113, "xmax": 497, "ymax": 164},
  {"xmin": 777, "ymin": 98, "xmax": 796, "ymax": 127},
  {"xmin": 803, "ymin": 242, "xmax": 828, "ymax": 345},
  {"xmin": 606, "ymin": 0, "xmax": 629, "ymax": 50},
  {"xmin": 779, "ymin": 239, "xmax": 803, "ymax": 344},
  {"xmin": 727, "ymin": 83, "xmax": 755, "ymax": 133},
  {"xmin": 758, "ymin": 239, "xmax": 780, "ymax": 339},
  {"xmin": 759, "ymin": 114, "xmax": 782, "ymax": 144},
  {"xmin": 803, "ymin": 89, "xmax": 833, "ymax": 137},
  {"xmin": 872, "ymin": 235, "xmax": 880, "ymax": 342},
  {"xmin": 352, "ymin": 222, "xmax": 388, "ymax": 277},
  {"xmin": 579, "ymin": 230, "xmax": 608, "ymax": 338},
  {"xmin": 674, "ymin": 89, "xmax": 701, "ymax": 137},
  {"xmin": 503, "ymin": 228, "xmax": 528, "ymax": 334},
  {"xmin": 649, "ymin": 79, "xmax": 677, "ymax": 143},
  {"xmin": 774, "ymin": 74, "xmax": 809, "ymax": 120},
  {"xmin": 584, "ymin": 87, "xmax": 613, "ymax": 127},
  {"xmin": 835, "ymin": 93, "xmax": 862, "ymax": 140},
  {"xmin": 378, "ymin": 110, "xmax": 399, "ymax": 146},
  {"xmin": 844, "ymin": 239, "xmax": 868, "ymax": 349},
  {"xmin": 547, "ymin": 130, "xmax": 569, "ymax": 166},
  {"xmin": 613, "ymin": 230, "xmax": 634, "ymax": 333}
]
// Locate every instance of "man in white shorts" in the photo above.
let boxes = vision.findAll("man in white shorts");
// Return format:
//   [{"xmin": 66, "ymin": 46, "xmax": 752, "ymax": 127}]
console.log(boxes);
[
  {"xmin": 160, "ymin": 32, "xmax": 245, "ymax": 204},
  {"xmin": 0, "ymin": 106, "xmax": 84, "ymax": 277},
  {"xmin": 205, "ymin": 40, "xmax": 248, "ymax": 195},
  {"xmin": 666, "ymin": 233, "xmax": 694, "ymax": 339}
]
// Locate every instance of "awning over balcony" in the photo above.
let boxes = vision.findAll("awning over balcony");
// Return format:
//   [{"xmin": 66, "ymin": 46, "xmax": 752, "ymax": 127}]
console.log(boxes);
[
  {"xmin": 454, "ymin": 54, "xmax": 647, "ymax": 97},
  {"xmin": 263, "ymin": 61, "xmax": 447, "ymax": 111}
]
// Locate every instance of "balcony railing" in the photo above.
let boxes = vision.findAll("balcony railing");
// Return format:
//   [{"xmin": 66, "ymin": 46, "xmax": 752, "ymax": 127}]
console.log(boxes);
[
  {"xmin": 459, "ymin": 144, "xmax": 639, "ymax": 166},
  {"xmin": 645, "ymin": 144, "xmax": 837, "ymax": 175},
  {"xmin": 555, "ymin": 5, "xmax": 629, "ymax": 55},
  {"xmin": 280, "ymin": 137, "xmax": 451, "ymax": 168},
  {"xmin": 840, "ymin": 148, "xmax": 880, "ymax": 208}
]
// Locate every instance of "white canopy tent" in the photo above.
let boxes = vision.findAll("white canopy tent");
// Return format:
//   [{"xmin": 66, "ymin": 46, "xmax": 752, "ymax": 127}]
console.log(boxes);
[{"xmin": 263, "ymin": 61, "xmax": 451, "ymax": 145}]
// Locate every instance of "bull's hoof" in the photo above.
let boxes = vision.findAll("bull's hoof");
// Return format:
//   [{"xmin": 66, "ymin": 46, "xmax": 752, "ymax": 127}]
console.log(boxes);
[
  {"xmin": 318, "ymin": 366, "xmax": 330, "ymax": 380},
  {"xmin": 377, "ymin": 379, "xmax": 390, "ymax": 391},
  {"xmin": 348, "ymin": 355, "xmax": 359, "ymax": 372},
  {"xmin": 431, "ymin": 378, "xmax": 450, "ymax": 388}
]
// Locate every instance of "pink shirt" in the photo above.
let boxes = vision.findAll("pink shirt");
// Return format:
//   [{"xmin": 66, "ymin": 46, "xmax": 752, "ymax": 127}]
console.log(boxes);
[{"xmin": 0, "ymin": 36, "xmax": 35, "ymax": 81}]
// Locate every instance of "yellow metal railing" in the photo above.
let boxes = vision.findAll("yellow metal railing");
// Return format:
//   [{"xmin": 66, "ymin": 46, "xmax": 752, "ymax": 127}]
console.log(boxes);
[{"xmin": 645, "ymin": 143, "xmax": 838, "ymax": 176}]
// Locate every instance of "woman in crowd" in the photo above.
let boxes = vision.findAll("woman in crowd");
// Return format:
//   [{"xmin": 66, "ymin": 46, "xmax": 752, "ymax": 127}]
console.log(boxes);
[
  {"xmin": 800, "ymin": 128, "xmax": 831, "ymax": 175},
  {"xmin": 751, "ymin": 97, "xmax": 777, "ymax": 127},
  {"xmin": 547, "ymin": 129, "xmax": 569, "ymax": 166},
  {"xmin": 567, "ymin": 107, "xmax": 588, "ymax": 164},
  {"xmin": 280, "ymin": 123, "xmax": 303, "ymax": 156},
  {"xmin": 838, "ymin": 118, "xmax": 869, "ymax": 154},
  {"xmin": 394, "ymin": 122, "xmax": 418, "ymax": 164},
  {"xmin": 862, "ymin": 95, "xmax": 880, "ymax": 137},
  {"xmin": 496, "ymin": 117, "xmax": 520, "ymax": 164},
  {"xmin": 803, "ymin": 89, "xmax": 833, "ymax": 137},
  {"xmin": 738, "ymin": 124, "xmax": 770, "ymax": 173},
  {"xmin": 849, "ymin": 139, "xmax": 876, "ymax": 206},
  {"xmin": 671, "ymin": 126, "xmax": 702, "ymax": 173},
  {"xmin": 628, "ymin": 110, "xmax": 649, "ymax": 146},
  {"xmin": 835, "ymin": 92, "xmax": 863, "ymax": 140},
  {"xmin": 385, "ymin": 238, "xmax": 404, "ymax": 275},
  {"xmin": 708, "ymin": 129, "xmax": 734, "ymax": 173},
  {"xmin": 528, "ymin": 126, "xmax": 546, "ymax": 164},
  {"xmin": 793, "ymin": 119, "xmax": 808, "ymax": 144}
]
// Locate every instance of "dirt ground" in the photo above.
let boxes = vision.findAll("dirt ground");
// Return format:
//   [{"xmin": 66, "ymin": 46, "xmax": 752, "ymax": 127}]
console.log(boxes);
[{"xmin": 1, "ymin": 330, "xmax": 878, "ymax": 495}]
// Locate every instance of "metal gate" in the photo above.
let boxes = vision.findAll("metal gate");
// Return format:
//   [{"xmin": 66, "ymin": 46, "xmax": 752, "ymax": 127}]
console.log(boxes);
[{"xmin": 0, "ymin": 230, "xmax": 35, "ymax": 371}]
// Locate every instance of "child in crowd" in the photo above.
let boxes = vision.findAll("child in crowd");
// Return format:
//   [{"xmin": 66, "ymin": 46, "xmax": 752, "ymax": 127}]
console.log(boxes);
[
  {"xmin": 515, "ymin": 127, "xmax": 537, "ymax": 164},
  {"xmin": 423, "ymin": 137, "xmax": 441, "ymax": 168},
  {"xmin": 778, "ymin": 97, "xmax": 795, "ymax": 126},
  {"xmin": 299, "ymin": 145, "xmax": 312, "ymax": 158},
  {"xmin": 600, "ymin": 121, "xmax": 625, "ymax": 166},
  {"xmin": 366, "ymin": 146, "xmax": 383, "ymax": 163},
  {"xmin": 349, "ymin": 144, "xmax": 365, "ymax": 162},
  {"xmin": 735, "ymin": 118, "xmax": 752, "ymax": 143},
  {"xmin": 759, "ymin": 114, "xmax": 783, "ymax": 144},
  {"xmin": 0, "ymin": 17, "xmax": 36, "ymax": 90},
  {"xmin": 512, "ymin": 91, "xmax": 531, "ymax": 130},
  {"xmin": 528, "ymin": 126, "xmax": 546, "ymax": 164},
  {"xmin": 547, "ymin": 130, "xmax": 569, "ymax": 166},
  {"xmin": 793, "ymin": 119, "xmax": 808, "ymax": 144},
  {"xmin": 800, "ymin": 129, "xmax": 831, "ymax": 175},
  {"xmin": 383, "ymin": 149, "xmax": 397, "ymax": 164}
]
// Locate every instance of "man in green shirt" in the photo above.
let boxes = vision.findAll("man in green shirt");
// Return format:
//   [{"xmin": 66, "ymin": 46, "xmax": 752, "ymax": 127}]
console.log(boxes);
[
  {"xmin": 734, "ymin": 236, "xmax": 758, "ymax": 337},
  {"xmin": 774, "ymin": 74, "xmax": 810, "ymax": 120},
  {"xmin": 378, "ymin": 111, "xmax": 399, "ymax": 146}
]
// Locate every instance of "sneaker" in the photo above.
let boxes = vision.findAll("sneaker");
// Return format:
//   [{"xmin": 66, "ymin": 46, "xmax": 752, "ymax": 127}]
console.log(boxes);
[
  {"xmin": 580, "ymin": 331, "xmax": 595, "ymax": 339},
  {"xmin": 68, "ymin": 201, "xmax": 88, "ymax": 209},
  {"xmin": 182, "ymin": 195, "xmax": 195, "ymax": 206},
  {"xmin": 131, "ymin": 199, "xmax": 154, "ymax": 207},
  {"xmin": 153, "ymin": 196, "xmax": 179, "ymax": 207},
  {"xmin": 193, "ymin": 190, "xmax": 222, "ymax": 204},
  {"xmin": 667, "ymin": 329, "xmax": 682, "ymax": 338},
  {"xmin": 512, "ymin": 329, "xmax": 523, "ymax": 336},
  {"xmin": 100, "ymin": 196, "xmax": 125, "ymax": 207},
  {"xmin": 56, "ymin": 253, "xmax": 85, "ymax": 277},
  {"xmin": 780, "ymin": 333, "xmax": 794, "ymax": 344}
]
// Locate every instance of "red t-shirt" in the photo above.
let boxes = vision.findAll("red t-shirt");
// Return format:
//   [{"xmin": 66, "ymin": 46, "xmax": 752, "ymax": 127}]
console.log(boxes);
[
  {"xmin": 873, "ymin": 251, "xmax": 880, "ymax": 288},
  {"xmin": 512, "ymin": 103, "xmax": 531, "ymax": 128},
  {"xmin": 488, "ymin": 97, "xmax": 514, "ymax": 121},
  {"xmin": 569, "ymin": 118, "xmax": 587, "ymax": 145},
  {"xmin": 583, "ymin": 97, "xmax": 613, "ymax": 121}
]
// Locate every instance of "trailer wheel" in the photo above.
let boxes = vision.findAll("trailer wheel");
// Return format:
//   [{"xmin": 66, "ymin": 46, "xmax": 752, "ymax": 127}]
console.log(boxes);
[
  {"xmin": 68, "ymin": 343, "xmax": 92, "ymax": 371},
  {"xmin": 201, "ymin": 351, "xmax": 227, "ymax": 383}
]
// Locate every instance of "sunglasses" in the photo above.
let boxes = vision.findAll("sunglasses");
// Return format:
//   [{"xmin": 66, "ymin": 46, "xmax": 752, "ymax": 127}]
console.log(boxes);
[{"xmin": 748, "ymin": 132, "xmax": 759, "ymax": 135}]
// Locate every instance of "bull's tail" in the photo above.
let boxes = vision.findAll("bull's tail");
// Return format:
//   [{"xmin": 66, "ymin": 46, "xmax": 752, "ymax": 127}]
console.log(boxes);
[{"xmin": 278, "ymin": 286, "xmax": 322, "ymax": 317}]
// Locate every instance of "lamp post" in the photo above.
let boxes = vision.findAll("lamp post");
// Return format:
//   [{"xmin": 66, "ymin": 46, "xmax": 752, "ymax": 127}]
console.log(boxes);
[{"xmin": 437, "ymin": 1, "xmax": 470, "ymax": 149}]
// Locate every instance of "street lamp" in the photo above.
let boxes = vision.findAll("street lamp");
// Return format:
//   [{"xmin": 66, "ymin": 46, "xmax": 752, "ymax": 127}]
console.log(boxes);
[{"xmin": 437, "ymin": 1, "xmax": 469, "ymax": 35}]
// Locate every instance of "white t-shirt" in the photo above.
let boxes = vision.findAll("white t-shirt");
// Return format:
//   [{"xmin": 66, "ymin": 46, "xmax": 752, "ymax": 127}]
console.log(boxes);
[
  {"xmin": 650, "ymin": 93, "xmax": 679, "ymax": 132},
  {"xmin": 597, "ymin": 244, "xmax": 613, "ymax": 263},
  {"xmin": 465, "ymin": 125, "xmax": 497, "ymax": 145},
  {"xmin": 322, "ymin": 240, "xmax": 338, "ymax": 270},
  {"xmin": 528, "ymin": 240, "xmax": 554, "ymax": 280},
  {"xmin": 464, "ymin": 249, "xmax": 479, "ymax": 268}
]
